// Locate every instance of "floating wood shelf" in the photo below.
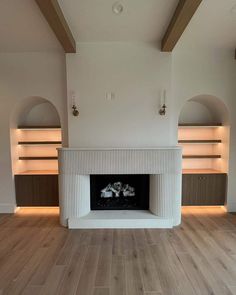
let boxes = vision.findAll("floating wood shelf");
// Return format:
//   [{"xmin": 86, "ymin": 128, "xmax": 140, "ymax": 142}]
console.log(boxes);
[
  {"xmin": 178, "ymin": 123, "xmax": 222, "ymax": 127},
  {"xmin": 18, "ymin": 125, "xmax": 61, "ymax": 130},
  {"xmin": 183, "ymin": 155, "xmax": 221, "ymax": 159},
  {"xmin": 182, "ymin": 169, "xmax": 225, "ymax": 174},
  {"xmin": 19, "ymin": 157, "xmax": 58, "ymax": 160},
  {"xmin": 18, "ymin": 141, "xmax": 62, "ymax": 145},
  {"xmin": 178, "ymin": 140, "xmax": 221, "ymax": 144},
  {"xmin": 16, "ymin": 170, "xmax": 58, "ymax": 175}
]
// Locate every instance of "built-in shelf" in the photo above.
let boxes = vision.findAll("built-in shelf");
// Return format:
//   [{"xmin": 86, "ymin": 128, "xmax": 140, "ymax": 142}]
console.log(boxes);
[
  {"xmin": 182, "ymin": 169, "xmax": 224, "ymax": 174},
  {"xmin": 16, "ymin": 170, "xmax": 58, "ymax": 175},
  {"xmin": 18, "ymin": 141, "xmax": 62, "ymax": 145},
  {"xmin": 179, "ymin": 122, "xmax": 223, "ymax": 171},
  {"xmin": 178, "ymin": 140, "xmax": 221, "ymax": 144},
  {"xmin": 17, "ymin": 126, "xmax": 61, "ymax": 165},
  {"xmin": 18, "ymin": 125, "xmax": 61, "ymax": 130},
  {"xmin": 183, "ymin": 155, "xmax": 221, "ymax": 159},
  {"xmin": 178, "ymin": 123, "xmax": 222, "ymax": 127},
  {"xmin": 19, "ymin": 157, "xmax": 58, "ymax": 160}
]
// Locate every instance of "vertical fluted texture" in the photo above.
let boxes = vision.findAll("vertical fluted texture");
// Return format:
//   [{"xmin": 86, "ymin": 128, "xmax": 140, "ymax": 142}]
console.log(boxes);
[
  {"xmin": 59, "ymin": 174, "xmax": 90, "ymax": 226},
  {"xmin": 58, "ymin": 148, "xmax": 182, "ymax": 227},
  {"xmin": 150, "ymin": 174, "xmax": 172, "ymax": 218},
  {"xmin": 59, "ymin": 148, "xmax": 182, "ymax": 175}
]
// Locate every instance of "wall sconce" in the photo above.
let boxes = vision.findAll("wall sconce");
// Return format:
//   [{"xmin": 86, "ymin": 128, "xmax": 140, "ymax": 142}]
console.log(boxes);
[
  {"xmin": 72, "ymin": 104, "xmax": 79, "ymax": 117},
  {"xmin": 159, "ymin": 89, "xmax": 167, "ymax": 116},
  {"xmin": 71, "ymin": 91, "xmax": 79, "ymax": 117}
]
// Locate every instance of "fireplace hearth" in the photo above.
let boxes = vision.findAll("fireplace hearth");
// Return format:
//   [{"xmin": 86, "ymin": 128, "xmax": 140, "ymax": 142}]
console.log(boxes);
[
  {"xmin": 58, "ymin": 147, "xmax": 182, "ymax": 228},
  {"xmin": 90, "ymin": 174, "xmax": 149, "ymax": 210}
]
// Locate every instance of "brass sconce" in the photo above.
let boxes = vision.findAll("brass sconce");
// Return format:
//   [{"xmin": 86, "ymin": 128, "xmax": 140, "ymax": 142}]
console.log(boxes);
[
  {"xmin": 71, "ymin": 91, "xmax": 79, "ymax": 117},
  {"xmin": 159, "ymin": 104, "xmax": 167, "ymax": 115},
  {"xmin": 159, "ymin": 89, "xmax": 167, "ymax": 116},
  {"xmin": 72, "ymin": 104, "xmax": 79, "ymax": 117}
]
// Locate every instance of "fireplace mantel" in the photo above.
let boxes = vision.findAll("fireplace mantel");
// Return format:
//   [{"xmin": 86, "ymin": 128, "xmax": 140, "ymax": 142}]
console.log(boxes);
[{"xmin": 58, "ymin": 147, "xmax": 182, "ymax": 229}]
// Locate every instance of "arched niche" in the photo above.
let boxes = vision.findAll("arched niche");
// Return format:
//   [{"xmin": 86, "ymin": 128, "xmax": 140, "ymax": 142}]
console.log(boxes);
[
  {"xmin": 179, "ymin": 95, "xmax": 229, "ymax": 125},
  {"xmin": 178, "ymin": 95, "xmax": 230, "ymax": 174},
  {"xmin": 10, "ymin": 97, "xmax": 61, "ymax": 175},
  {"xmin": 15, "ymin": 97, "xmax": 60, "ymax": 127}
]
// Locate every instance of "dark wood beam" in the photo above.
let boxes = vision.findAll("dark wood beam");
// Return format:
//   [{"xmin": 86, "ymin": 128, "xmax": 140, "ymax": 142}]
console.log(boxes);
[
  {"xmin": 35, "ymin": 0, "xmax": 76, "ymax": 53},
  {"xmin": 161, "ymin": 0, "xmax": 202, "ymax": 52}
]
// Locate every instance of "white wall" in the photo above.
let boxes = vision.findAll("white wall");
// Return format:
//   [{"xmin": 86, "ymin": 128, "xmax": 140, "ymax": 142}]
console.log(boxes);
[
  {"xmin": 66, "ymin": 43, "xmax": 236, "ymax": 211},
  {"xmin": 20, "ymin": 102, "xmax": 60, "ymax": 126},
  {"xmin": 179, "ymin": 101, "xmax": 216, "ymax": 124},
  {"xmin": 66, "ymin": 42, "xmax": 173, "ymax": 148},
  {"xmin": 0, "ymin": 43, "xmax": 236, "ymax": 213},
  {"xmin": 0, "ymin": 52, "xmax": 67, "ymax": 212},
  {"xmin": 172, "ymin": 48, "xmax": 236, "ymax": 210}
]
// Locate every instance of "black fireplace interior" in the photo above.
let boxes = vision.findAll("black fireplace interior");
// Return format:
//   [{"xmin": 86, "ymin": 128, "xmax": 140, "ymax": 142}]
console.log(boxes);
[{"xmin": 90, "ymin": 174, "xmax": 149, "ymax": 210}]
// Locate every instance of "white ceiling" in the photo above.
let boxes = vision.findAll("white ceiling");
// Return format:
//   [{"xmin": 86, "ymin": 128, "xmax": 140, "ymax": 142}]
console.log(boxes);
[
  {"xmin": 0, "ymin": 0, "xmax": 235, "ymax": 53},
  {"xmin": 176, "ymin": 0, "xmax": 236, "ymax": 51},
  {"xmin": 0, "ymin": 0, "xmax": 61, "ymax": 52},
  {"xmin": 58, "ymin": 0, "xmax": 178, "ymax": 42}
]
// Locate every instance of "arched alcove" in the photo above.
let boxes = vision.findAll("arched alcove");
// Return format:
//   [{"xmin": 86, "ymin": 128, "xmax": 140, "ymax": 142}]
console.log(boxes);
[
  {"xmin": 178, "ymin": 95, "xmax": 230, "ymax": 206},
  {"xmin": 10, "ymin": 97, "xmax": 62, "ymax": 207},
  {"xmin": 19, "ymin": 101, "xmax": 60, "ymax": 127},
  {"xmin": 179, "ymin": 95, "xmax": 229, "ymax": 125}
]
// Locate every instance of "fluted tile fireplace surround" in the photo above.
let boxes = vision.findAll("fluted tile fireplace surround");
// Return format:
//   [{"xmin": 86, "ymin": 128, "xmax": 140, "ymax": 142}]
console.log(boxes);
[{"xmin": 58, "ymin": 147, "xmax": 182, "ymax": 229}]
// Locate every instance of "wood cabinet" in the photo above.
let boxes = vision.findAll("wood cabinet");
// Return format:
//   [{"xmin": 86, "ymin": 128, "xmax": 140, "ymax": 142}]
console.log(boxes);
[
  {"xmin": 15, "ymin": 174, "xmax": 59, "ymax": 206},
  {"xmin": 182, "ymin": 173, "xmax": 227, "ymax": 206}
]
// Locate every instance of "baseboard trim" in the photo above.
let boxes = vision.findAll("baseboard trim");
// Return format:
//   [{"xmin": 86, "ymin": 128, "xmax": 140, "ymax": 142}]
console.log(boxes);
[
  {"xmin": 0, "ymin": 203, "xmax": 17, "ymax": 213},
  {"xmin": 226, "ymin": 202, "xmax": 236, "ymax": 213}
]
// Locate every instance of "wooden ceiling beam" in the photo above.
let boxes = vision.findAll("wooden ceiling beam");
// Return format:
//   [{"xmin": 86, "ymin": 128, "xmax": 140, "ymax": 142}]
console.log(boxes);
[
  {"xmin": 161, "ymin": 0, "xmax": 203, "ymax": 52},
  {"xmin": 35, "ymin": 0, "xmax": 76, "ymax": 53}
]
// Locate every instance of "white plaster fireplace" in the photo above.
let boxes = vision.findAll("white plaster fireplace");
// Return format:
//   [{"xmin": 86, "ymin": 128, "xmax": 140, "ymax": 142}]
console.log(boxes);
[{"xmin": 58, "ymin": 147, "xmax": 182, "ymax": 229}]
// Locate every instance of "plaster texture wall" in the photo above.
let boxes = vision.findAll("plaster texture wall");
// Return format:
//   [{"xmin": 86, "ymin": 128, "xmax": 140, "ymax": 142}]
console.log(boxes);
[
  {"xmin": 0, "ymin": 52, "xmax": 67, "ymax": 212},
  {"xmin": 0, "ymin": 43, "xmax": 236, "ymax": 213},
  {"xmin": 66, "ymin": 42, "xmax": 173, "ymax": 148},
  {"xmin": 172, "ymin": 49, "xmax": 236, "ymax": 210},
  {"xmin": 66, "ymin": 45, "xmax": 236, "ymax": 210}
]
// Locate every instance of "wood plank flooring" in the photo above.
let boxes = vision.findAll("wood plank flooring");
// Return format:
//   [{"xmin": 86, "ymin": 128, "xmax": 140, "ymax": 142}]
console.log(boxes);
[{"xmin": 0, "ymin": 207, "xmax": 236, "ymax": 294}]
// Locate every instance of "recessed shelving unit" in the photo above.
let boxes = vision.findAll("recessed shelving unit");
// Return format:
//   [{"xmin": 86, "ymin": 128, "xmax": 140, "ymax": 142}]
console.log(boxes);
[
  {"xmin": 178, "ymin": 98, "xmax": 229, "ymax": 206},
  {"xmin": 178, "ymin": 123, "xmax": 223, "ymax": 173},
  {"xmin": 179, "ymin": 123, "xmax": 228, "ymax": 205},
  {"xmin": 13, "ymin": 100, "xmax": 62, "ymax": 206},
  {"xmin": 17, "ymin": 125, "xmax": 62, "ymax": 174}
]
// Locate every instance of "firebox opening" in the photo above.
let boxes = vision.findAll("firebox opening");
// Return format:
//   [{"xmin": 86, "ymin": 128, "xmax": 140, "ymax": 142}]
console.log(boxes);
[{"xmin": 90, "ymin": 174, "xmax": 149, "ymax": 210}]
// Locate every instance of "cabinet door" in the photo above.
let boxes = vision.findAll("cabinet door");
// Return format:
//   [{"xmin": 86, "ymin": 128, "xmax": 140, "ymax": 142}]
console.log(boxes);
[
  {"xmin": 204, "ymin": 174, "xmax": 226, "ymax": 205},
  {"xmin": 15, "ymin": 175, "xmax": 34, "ymax": 206},
  {"xmin": 33, "ymin": 175, "xmax": 59, "ymax": 206},
  {"xmin": 182, "ymin": 174, "xmax": 202, "ymax": 205},
  {"xmin": 15, "ymin": 175, "xmax": 59, "ymax": 206},
  {"xmin": 182, "ymin": 174, "xmax": 227, "ymax": 206}
]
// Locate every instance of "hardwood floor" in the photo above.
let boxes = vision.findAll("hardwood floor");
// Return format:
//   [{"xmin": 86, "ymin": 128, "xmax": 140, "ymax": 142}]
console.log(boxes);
[{"xmin": 1, "ymin": 207, "xmax": 236, "ymax": 294}]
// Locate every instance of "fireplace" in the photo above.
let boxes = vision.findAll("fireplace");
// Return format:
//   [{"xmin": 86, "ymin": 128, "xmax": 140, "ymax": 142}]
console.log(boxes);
[
  {"xmin": 90, "ymin": 174, "xmax": 149, "ymax": 210},
  {"xmin": 58, "ymin": 148, "xmax": 182, "ymax": 228}
]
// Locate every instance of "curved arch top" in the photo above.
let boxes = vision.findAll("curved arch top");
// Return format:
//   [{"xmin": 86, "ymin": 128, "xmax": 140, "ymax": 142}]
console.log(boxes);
[
  {"xmin": 10, "ymin": 96, "xmax": 61, "ymax": 128},
  {"xmin": 179, "ymin": 94, "xmax": 230, "ymax": 125}
]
